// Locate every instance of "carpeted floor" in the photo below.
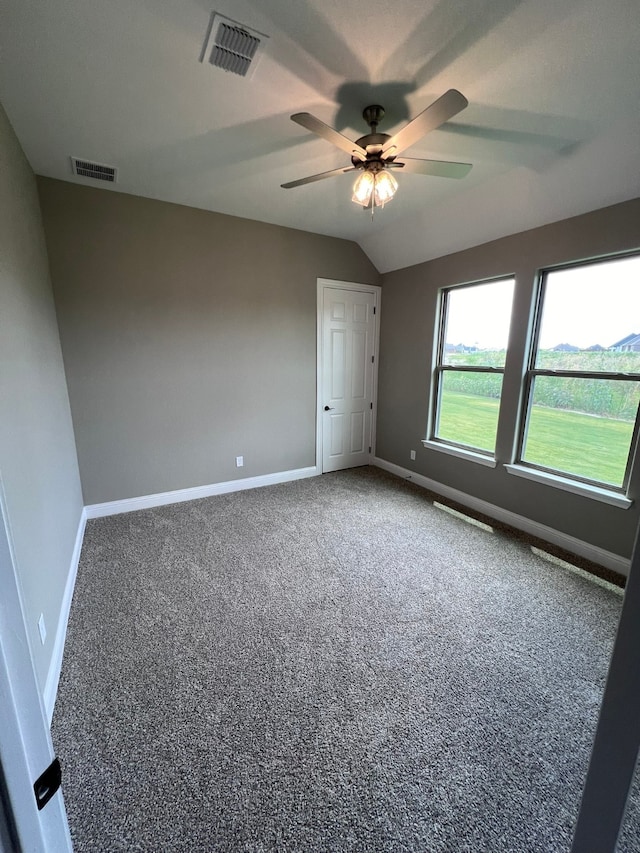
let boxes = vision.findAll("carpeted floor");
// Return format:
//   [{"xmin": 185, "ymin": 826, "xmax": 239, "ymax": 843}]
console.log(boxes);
[{"xmin": 52, "ymin": 466, "xmax": 638, "ymax": 852}]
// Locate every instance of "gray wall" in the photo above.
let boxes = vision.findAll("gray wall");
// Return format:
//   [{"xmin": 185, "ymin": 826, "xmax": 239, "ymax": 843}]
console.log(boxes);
[
  {"xmin": 0, "ymin": 106, "xmax": 84, "ymax": 691},
  {"xmin": 377, "ymin": 198, "xmax": 640, "ymax": 559},
  {"xmin": 38, "ymin": 179, "xmax": 380, "ymax": 505}
]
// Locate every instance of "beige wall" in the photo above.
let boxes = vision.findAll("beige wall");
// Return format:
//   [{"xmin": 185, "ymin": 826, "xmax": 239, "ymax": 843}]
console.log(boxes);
[
  {"xmin": 38, "ymin": 179, "xmax": 380, "ymax": 505},
  {"xmin": 0, "ymin": 106, "xmax": 84, "ymax": 691},
  {"xmin": 377, "ymin": 198, "xmax": 640, "ymax": 560}
]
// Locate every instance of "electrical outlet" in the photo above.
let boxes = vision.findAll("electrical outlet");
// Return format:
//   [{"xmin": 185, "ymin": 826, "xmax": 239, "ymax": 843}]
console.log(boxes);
[
  {"xmin": 236, "ymin": 456, "xmax": 244, "ymax": 468},
  {"xmin": 410, "ymin": 450, "xmax": 416, "ymax": 461},
  {"xmin": 38, "ymin": 613, "xmax": 47, "ymax": 645}
]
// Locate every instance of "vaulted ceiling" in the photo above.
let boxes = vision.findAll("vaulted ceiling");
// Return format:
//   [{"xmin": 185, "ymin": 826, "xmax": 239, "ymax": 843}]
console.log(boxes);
[{"xmin": 2, "ymin": 0, "xmax": 639, "ymax": 272}]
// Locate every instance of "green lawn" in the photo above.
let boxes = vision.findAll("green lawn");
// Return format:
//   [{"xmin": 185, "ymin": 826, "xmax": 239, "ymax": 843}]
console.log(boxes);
[
  {"xmin": 437, "ymin": 391, "xmax": 634, "ymax": 486},
  {"xmin": 437, "ymin": 392, "xmax": 500, "ymax": 453}
]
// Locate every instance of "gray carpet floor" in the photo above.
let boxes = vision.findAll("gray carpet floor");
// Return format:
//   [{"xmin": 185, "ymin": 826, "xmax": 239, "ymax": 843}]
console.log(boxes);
[{"xmin": 52, "ymin": 466, "xmax": 639, "ymax": 852}]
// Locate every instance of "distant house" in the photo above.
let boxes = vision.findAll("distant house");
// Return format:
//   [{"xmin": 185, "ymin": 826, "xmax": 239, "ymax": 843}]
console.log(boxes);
[
  {"xmin": 445, "ymin": 343, "xmax": 478, "ymax": 353},
  {"xmin": 552, "ymin": 343, "xmax": 580, "ymax": 352},
  {"xmin": 610, "ymin": 333, "xmax": 640, "ymax": 351}
]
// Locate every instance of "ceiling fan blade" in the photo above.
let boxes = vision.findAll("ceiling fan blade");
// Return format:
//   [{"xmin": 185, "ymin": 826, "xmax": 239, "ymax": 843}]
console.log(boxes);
[
  {"xmin": 394, "ymin": 157, "xmax": 472, "ymax": 179},
  {"xmin": 291, "ymin": 113, "xmax": 367, "ymax": 162},
  {"xmin": 381, "ymin": 89, "xmax": 469, "ymax": 157},
  {"xmin": 281, "ymin": 166, "xmax": 357, "ymax": 189}
]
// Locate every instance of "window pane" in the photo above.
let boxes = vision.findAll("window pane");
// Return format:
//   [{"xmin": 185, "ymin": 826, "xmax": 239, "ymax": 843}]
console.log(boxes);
[
  {"xmin": 535, "ymin": 255, "xmax": 640, "ymax": 370},
  {"xmin": 436, "ymin": 371, "xmax": 504, "ymax": 452},
  {"xmin": 443, "ymin": 278, "xmax": 514, "ymax": 367},
  {"xmin": 523, "ymin": 376, "xmax": 640, "ymax": 487}
]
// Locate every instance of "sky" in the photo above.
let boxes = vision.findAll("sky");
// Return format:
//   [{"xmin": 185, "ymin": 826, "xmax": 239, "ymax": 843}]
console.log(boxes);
[{"xmin": 445, "ymin": 255, "xmax": 640, "ymax": 350}]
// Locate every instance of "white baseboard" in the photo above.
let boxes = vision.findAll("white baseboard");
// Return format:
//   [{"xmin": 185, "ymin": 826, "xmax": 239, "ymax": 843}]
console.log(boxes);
[
  {"xmin": 44, "ymin": 506, "xmax": 87, "ymax": 723},
  {"xmin": 373, "ymin": 457, "xmax": 630, "ymax": 577},
  {"xmin": 85, "ymin": 466, "xmax": 320, "ymax": 519}
]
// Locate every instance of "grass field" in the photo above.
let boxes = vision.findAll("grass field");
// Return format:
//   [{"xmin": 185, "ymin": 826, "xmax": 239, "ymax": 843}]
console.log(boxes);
[
  {"xmin": 437, "ymin": 391, "xmax": 634, "ymax": 486},
  {"xmin": 445, "ymin": 350, "xmax": 640, "ymax": 419}
]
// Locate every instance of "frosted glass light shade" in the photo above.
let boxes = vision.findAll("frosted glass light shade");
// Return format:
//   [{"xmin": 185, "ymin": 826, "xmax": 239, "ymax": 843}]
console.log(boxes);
[
  {"xmin": 351, "ymin": 169, "xmax": 398, "ymax": 207},
  {"xmin": 352, "ymin": 171, "xmax": 375, "ymax": 205},
  {"xmin": 374, "ymin": 170, "xmax": 397, "ymax": 205}
]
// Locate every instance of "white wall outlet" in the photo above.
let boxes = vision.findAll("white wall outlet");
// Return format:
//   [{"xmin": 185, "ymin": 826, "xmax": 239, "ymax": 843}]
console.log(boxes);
[
  {"xmin": 410, "ymin": 450, "xmax": 416, "ymax": 461},
  {"xmin": 236, "ymin": 456, "xmax": 244, "ymax": 468},
  {"xmin": 38, "ymin": 613, "xmax": 47, "ymax": 645}
]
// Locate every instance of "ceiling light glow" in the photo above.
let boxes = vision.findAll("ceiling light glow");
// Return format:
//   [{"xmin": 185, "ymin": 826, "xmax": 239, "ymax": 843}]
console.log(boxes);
[{"xmin": 352, "ymin": 169, "xmax": 398, "ymax": 209}]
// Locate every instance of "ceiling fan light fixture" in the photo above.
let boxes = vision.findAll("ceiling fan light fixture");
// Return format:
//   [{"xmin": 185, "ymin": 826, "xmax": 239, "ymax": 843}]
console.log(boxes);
[
  {"xmin": 352, "ymin": 168, "xmax": 398, "ymax": 208},
  {"xmin": 285, "ymin": 91, "xmax": 471, "ymax": 215},
  {"xmin": 374, "ymin": 170, "xmax": 398, "ymax": 206},
  {"xmin": 352, "ymin": 170, "xmax": 375, "ymax": 205}
]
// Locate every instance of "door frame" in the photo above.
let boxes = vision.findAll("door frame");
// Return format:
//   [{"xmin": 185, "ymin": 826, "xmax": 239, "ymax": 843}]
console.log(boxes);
[
  {"xmin": 0, "ymin": 477, "xmax": 72, "ymax": 852},
  {"xmin": 316, "ymin": 278, "xmax": 382, "ymax": 473}
]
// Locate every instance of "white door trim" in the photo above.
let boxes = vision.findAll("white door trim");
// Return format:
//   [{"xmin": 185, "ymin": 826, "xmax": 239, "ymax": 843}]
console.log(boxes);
[
  {"xmin": 0, "ymin": 478, "xmax": 72, "ymax": 851},
  {"xmin": 316, "ymin": 279, "xmax": 381, "ymax": 473}
]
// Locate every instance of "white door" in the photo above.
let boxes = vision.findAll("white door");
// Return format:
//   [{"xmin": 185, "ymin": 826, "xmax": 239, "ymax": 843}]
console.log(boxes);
[
  {"xmin": 320, "ymin": 283, "xmax": 379, "ymax": 473},
  {"xmin": 0, "ymin": 482, "xmax": 72, "ymax": 852}
]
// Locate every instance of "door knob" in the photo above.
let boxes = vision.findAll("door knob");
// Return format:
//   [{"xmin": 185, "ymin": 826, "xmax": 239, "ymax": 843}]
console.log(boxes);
[{"xmin": 324, "ymin": 405, "xmax": 334, "ymax": 411}]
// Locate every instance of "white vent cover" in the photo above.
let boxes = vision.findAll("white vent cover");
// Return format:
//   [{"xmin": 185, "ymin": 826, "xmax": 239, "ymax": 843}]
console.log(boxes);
[
  {"xmin": 200, "ymin": 13, "xmax": 268, "ymax": 78},
  {"xmin": 71, "ymin": 157, "xmax": 118, "ymax": 183}
]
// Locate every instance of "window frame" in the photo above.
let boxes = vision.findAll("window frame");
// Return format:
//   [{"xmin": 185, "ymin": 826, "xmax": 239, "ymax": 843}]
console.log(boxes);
[
  {"xmin": 516, "ymin": 257, "xmax": 640, "ymax": 495},
  {"xmin": 429, "ymin": 275, "xmax": 515, "ymax": 459}
]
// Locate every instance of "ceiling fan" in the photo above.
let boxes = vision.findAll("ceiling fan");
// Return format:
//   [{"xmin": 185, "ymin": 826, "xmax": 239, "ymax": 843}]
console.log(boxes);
[{"xmin": 281, "ymin": 89, "xmax": 472, "ymax": 211}]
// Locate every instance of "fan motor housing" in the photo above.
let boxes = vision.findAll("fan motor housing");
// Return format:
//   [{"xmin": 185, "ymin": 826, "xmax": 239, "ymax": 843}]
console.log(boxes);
[
  {"xmin": 351, "ymin": 133, "xmax": 393, "ymax": 168},
  {"xmin": 355, "ymin": 132, "xmax": 390, "ymax": 148}
]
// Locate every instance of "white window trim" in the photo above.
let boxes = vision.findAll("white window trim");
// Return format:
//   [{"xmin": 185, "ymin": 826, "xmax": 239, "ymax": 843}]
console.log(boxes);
[
  {"xmin": 428, "ymin": 275, "xmax": 514, "ymax": 464},
  {"xmin": 515, "ymin": 256, "xmax": 640, "ymax": 502},
  {"xmin": 421, "ymin": 439, "xmax": 497, "ymax": 468},
  {"xmin": 505, "ymin": 463, "xmax": 633, "ymax": 509}
]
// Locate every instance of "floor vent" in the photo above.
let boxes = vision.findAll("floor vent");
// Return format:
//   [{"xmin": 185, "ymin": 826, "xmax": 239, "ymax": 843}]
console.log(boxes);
[
  {"xmin": 530, "ymin": 547, "xmax": 624, "ymax": 594},
  {"xmin": 200, "ymin": 13, "xmax": 268, "ymax": 79},
  {"xmin": 71, "ymin": 158, "xmax": 118, "ymax": 182},
  {"xmin": 433, "ymin": 501, "xmax": 494, "ymax": 532}
]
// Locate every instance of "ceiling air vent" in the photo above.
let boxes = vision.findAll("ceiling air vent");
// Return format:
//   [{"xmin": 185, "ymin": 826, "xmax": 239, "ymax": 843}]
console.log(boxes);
[
  {"xmin": 71, "ymin": 157, "xmax": 118, "ymax": 183},
  {"xmin": 200, "ymin": 13, "xmax": 268, "ymax": 79}
]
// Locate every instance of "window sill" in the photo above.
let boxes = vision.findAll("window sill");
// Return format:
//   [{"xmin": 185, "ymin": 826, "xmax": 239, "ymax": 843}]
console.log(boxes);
[
  {"xmin": 504, "ymin": 464, "xmax": 633, "ymax": 509},
  {"xmin": 421, "ymin": 439, "xmax": 497, "ymax": 468}
]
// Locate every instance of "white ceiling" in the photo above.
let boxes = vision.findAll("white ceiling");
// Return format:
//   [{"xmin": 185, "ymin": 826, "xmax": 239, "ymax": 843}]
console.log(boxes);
[{"xmin": 2, "ymin": 0, "xmax": 639, "ymax": 273}]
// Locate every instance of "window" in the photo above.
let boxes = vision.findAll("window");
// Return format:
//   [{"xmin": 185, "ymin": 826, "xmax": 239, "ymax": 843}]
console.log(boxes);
[
  {"xmin": 519, "ymin": 254, "xmax": 640, "ymax": 491},
  {"xmin": 430, "ymin": 277, "xmax": 515, "ymax": 456}
]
